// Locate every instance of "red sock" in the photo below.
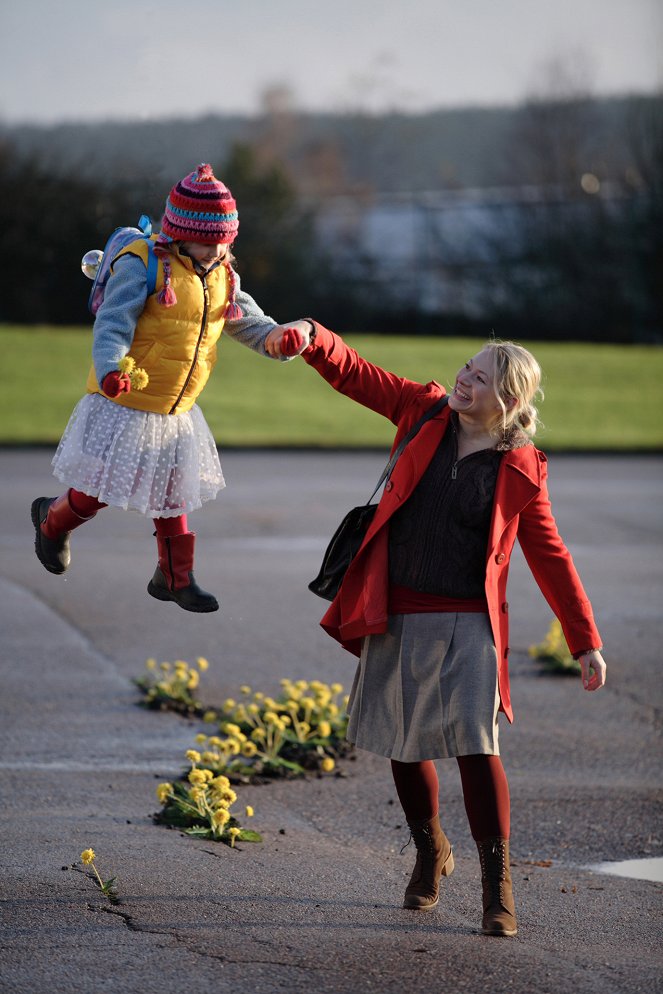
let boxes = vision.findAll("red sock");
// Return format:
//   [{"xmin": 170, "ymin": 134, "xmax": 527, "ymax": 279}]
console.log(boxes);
[
  {"xmin": 154, "ymin": 515, "xmax": 188, "ymax": 537},
  {"xmin": 456, "ymin": 754, "xmax": 511, "ymax": 840},
  {"xmin": 390, "ymin": 759, "xmax": 439, "ymax": 822},
  {"xmin": 69, "ymin": 489, "xmax": 107, "ymax": 516}
]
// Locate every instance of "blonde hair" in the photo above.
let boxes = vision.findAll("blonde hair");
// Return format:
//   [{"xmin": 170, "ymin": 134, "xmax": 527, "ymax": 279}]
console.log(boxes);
[{"xmin": 484, "ymin": 340, "xmax": 543, "ymax": 443}]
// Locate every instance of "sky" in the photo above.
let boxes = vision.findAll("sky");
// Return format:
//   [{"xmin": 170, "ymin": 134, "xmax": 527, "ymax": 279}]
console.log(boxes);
[{"xmin": 1, "ymin": 0, "xmax": 661, "ymax": 125}]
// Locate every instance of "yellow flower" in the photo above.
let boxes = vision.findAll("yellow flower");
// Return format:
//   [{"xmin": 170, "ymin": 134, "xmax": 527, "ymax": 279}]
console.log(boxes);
[
  {"xmin": 226, "ymin": 738, "xmax": 242, "ymax": 756},
  {"xmin": 263, "ymin": 697, "xmax": 278, "ymax": 710},
  {"xmin": 317, "ymin": 721, "xmax": 332, "ymax": 739},
  {"xmin": 321, "ymin": 757, "xmax": 335, "ymax": 773},
  {"xmin": 186, "ymin": 749, "xmax": 201, "ymax": 764},
  {"xmin": 130, "ymin": 367, "xmax": 149, "ymax": 390},
  {"xmin": 145, "ymin": 658, "xmax": 157, "ymax": 671},
  {"xmin": 212, "ymin": 808, "xmax": 230, "ymax": 827},
  {"xmin": 223, "ymin": 698, "xmax": 236, "ymax": 710},
  {"xmin": 203, "ymin": 710, "xmax": 218, "ymax": 723},
  {"xmin": 280, "ymin": 714, "xmax": 292, "ymax": 726},
  {"xmin": 118, "ymin": 355, "xmax": 136, "ymax": 374},
  {"xmin": 195, "ymin": 733, "xmax": 208, "ymax": 745},
  {"xmin": 188, "ymin": 769, "xmax": 207, "ymax": 786},
  {"xmin": 211, "ymin": 775, "xmax": 230, "ymax": 789},
  {"xmin": 240, "ymin": 684, "xmax": 251, "ymax": 695},
  {"xmin": 247, "ymin": 703, "xmax": 260, "ymax": 716},
  {"xmin": 80, "ymin": 848, "xmax": 95, "ymax": 865},
  {"xmin": 330, "ymin": 683, "xmax": 343, "ymax": 695},
  {"xmin": 228, "ymin": 826, "xmax": 241, "ymax": 846},
  {"xmin": 242, "ymin": 741, "xmax": 258, "ymax": 757},
  {"xmin": 160, "ymin": 662, "xmax": 171, "ymax": 672},
  {"xmin": 263, "ymin": 711, "xmax": 280, "ymax": 726},
  {"xmin": 251, "ymin": 727, "xmax": 266, "ymax": 742},
  {"xmin": 156, "ymin": 783, "xmax": 173, "ymax": 804},
  {"xmin": 196, "ymin": 657, "xmax": 209, "ymax": 671},
  {"xmin": 245, "ymin": 805, "xmax": 254, "ymax": 818},
  {"xmin": 223, "ymin": 722, "xmax": 242, "ymax": 737},
  {"xmin": 187, "ymin": 670, "xmax": 200, "ymax": 690},
  {"xmin": 221, "ymin": 787, "xmax": 237, "ymax": 805},
  {"xmin": 189, "ymin": 786, "xmax": 205, "ymax": 803},
  {"xmin": 295, "ymin": 680, "xmax": 308, "ymax": 691}
]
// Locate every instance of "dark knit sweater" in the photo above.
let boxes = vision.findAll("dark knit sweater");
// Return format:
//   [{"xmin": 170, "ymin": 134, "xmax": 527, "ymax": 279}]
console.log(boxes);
[{"xmin": 388, "ymin": 418, "xmax": 503, "ymax": 599}]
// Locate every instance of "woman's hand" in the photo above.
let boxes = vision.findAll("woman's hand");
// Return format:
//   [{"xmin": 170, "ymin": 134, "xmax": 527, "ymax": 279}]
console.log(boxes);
[
  {"xmin": 265, "ymin": 320, "xmax": 314, "ymax": 358},
  {"xmin": 579, "ymin": 650, "xmax": 607, "ymax": 691}
]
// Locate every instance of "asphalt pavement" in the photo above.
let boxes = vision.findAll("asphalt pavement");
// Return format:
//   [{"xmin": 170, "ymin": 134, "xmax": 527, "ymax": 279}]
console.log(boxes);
[{"xmin": 0, "ymin": 449, "xmax": 661, "ymax": 994}]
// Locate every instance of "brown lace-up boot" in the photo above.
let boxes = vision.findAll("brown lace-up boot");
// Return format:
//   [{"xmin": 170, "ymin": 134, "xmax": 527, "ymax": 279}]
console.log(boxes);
[
  {"xmin": 403, "ymin": 814, "xmax": 454, "ymax": 910},
  {"xmin": 476, "ymin": 837, "xmax": 517, "ymax": 936}
]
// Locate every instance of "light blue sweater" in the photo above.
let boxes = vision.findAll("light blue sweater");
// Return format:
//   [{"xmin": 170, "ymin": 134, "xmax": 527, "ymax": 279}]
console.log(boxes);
[{"xmin": 92, "ymin": 254, "xmax": 283, "ymax": 387}]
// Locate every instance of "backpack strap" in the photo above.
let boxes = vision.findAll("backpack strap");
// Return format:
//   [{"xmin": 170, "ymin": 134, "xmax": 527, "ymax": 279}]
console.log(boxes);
[{"xmin": 145, "ymin": 241, "xmax": 158, "ymax": 297}]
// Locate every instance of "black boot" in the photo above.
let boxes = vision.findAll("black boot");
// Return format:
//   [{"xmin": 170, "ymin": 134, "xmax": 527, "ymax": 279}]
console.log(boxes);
[
  {"xmin": 31, "ymin": 491, "xmax": 98, "ymax": 574},
  {"xmin": 147, "ymin": 532, "xmax": 218, "ymax": 613}
]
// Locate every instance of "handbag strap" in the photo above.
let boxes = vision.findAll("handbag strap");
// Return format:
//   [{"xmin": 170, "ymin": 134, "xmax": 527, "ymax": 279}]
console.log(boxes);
[{"xmin": 366, "ymin": 395, "xmax": 449, "ymax": 504}]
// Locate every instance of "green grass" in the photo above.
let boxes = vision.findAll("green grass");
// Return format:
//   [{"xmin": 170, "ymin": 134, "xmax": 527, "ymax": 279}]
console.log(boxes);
[{"xmin": 1, "ymin": 324, "xmax": 661, "ymax": 449}]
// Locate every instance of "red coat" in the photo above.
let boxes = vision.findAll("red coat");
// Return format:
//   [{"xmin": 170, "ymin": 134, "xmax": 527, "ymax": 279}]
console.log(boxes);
[{"xmin": 303, "ymin": 324, "xmax": 602, "ymax": 723}]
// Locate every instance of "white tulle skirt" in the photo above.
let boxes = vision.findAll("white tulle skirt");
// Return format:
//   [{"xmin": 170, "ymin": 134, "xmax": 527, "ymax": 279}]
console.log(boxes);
[{"xmin": 51, "ymin": 394, "xmax": 225, "ymax": 518}]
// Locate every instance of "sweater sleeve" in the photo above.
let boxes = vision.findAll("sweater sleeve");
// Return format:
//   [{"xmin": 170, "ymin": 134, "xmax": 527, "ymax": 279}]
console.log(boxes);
[
  {"xmin": 222, "ymin": 270, "xmax": 287, "ymax": 361},
  {"xmin": 91, "ymin": 254, "xmax": 148, "ymax": 387}
]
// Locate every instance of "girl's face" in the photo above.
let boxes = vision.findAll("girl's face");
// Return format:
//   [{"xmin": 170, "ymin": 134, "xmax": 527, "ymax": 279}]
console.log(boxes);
[
  {"xmin": 448, "ymin": 348, "xmax": 507, "ymax": 426},
  {"xmin": 180, "ymin": 241, "xmax": 229, "ymax": 268}
]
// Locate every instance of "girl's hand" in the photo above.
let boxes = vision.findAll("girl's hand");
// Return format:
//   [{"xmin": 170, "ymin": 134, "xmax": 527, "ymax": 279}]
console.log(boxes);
[
  {"xmin": 101, "ymin": 370, "xmax": 132, "ymax": 397},
  {"xmin": 579, "ymin": 650, "xmax": 607, "ymax": 691}
]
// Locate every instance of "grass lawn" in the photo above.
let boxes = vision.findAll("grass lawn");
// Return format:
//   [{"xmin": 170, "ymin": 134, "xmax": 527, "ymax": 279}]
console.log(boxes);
[{"xmin": 1, "ymin": 324, "xmax": 661, "ymax": 449}]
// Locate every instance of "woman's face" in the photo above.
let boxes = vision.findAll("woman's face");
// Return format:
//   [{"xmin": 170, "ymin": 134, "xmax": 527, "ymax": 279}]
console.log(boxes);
[
  {"xmin": 180, "ymin": 241, "xmax": 229, "ymax": 269},
  {"xmin": 448, "ymin": 348, "xmax": 505, "ymax": 426}
]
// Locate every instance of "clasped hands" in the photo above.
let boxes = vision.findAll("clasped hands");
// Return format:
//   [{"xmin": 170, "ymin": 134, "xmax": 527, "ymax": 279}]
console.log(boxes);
[{"xmin": 265, "ymin": 320, "xmax": 313, "ymax": 359}]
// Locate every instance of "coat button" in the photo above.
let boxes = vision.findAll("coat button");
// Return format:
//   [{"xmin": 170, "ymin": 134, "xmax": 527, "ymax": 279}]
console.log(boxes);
[
  {"xmin": 495, "ymin": 553, "xmax": 506, "ymax": 564},
  {"xmin": 502, "ymin": 601, "xmax": 509, "ymax": 613},
  {"xmin": 385, "ymin": 481, "xmax": 393, "ymax": 492}
]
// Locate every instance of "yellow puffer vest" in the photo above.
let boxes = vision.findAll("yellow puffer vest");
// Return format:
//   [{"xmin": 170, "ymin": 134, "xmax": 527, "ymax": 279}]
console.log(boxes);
[{"xmin": 86, "ymin": 239, "xmax": 229, "ymax": 414}]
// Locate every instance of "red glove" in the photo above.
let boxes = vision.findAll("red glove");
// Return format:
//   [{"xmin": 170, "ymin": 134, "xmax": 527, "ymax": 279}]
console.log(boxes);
[
  {"xmin": 102, "ymin": 371, "xmax": 132, "ymax": 397},
  {"xmin": 281, "ymin": 327, "xmax": 306, "ymax": 357}
]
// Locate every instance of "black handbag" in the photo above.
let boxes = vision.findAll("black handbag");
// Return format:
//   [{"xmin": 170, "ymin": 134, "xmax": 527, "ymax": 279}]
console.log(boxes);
[{"xmin": 308, "ymin": 396, "xmax": 448, "ymax": 600}]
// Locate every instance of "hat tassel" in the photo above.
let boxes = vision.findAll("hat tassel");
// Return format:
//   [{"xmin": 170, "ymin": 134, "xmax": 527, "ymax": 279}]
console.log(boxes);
[
  {"xmin": 157, "ymin": 258, "xmax": 177, "ymax": 307},
  {"xmin": 224, "ymin": 263, "xmax": 243, "ymax": 320}
]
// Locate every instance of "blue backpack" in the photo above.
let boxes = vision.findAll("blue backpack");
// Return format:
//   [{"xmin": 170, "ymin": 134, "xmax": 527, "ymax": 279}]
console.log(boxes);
[{"xmin": 84, "ymin": 214, "xmax": 159, "ymax": 315}]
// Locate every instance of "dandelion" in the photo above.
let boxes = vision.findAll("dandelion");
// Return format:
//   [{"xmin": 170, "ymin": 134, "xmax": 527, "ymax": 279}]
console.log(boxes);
[
  {"xmin": 187, "ymin": 670, "xmax": 200, "ymax": 690},
  {"xmin": 160, "ymin": 662, "xmax": 171, "ymax": 672},
  {"xmin": 186, "ymin": 749, "xmax": 201, "ymax": 764},
  {"xmin": 195, "ymin": 733, "xmax": 208, "ymax": 745},
  {"xmin": 242, "ymin": 741, "xmax": 258, "ymax": 758},
  {"xmin": 321, "ymin": 757, "xmax": 335, "ymax": 773},
  {"xmin": 156, "ymin": 783, "xmax": 173, "ymax": 804},
  {"xmin": 145, "ymin": 658, "xmax": 157, "ymax": 671},
  {"xmin": 317, "ymin": 721, "xmax": 332, "ymax": 739},
  {"xmin": 245, "ymin": 805, "xmax": 254, "ymax": 818},
  {"xmin": 330, "ymin": 683, "xmax": 343, "ymax": 695},
  {"xmin": 227, "ymin": 826, "xmax": 241, "ymax": 847},
  {"xmin": 223, "ymin": 699, "xmax": 236, "ymax": 710},
  {"xmin": 129, "ymin": 366, "xmax": 149, "ymax": 390},
  {"xmin": 203, "ymin": 710, "xmax": 218, "ymax": 723},
  {"xmin": 240, "ymin": 685, "xmax": 251, "ymax": 695},
  {"xmin": 212, "ymin": 808, "xmax": 230, "ymax": 828},
  {"xmin": 188, "ymin": 769, "xmax": 207, "ymax": 786},
  {"xmin": 196, "ymin": 657, "xmax": 209, "ymax": 671},
  {"xmin": 79, "ymin": 848, "xmax": 117, "ymax": 900},
  {"xmin": 118, "ymin": 355, "xmax": 136, "ymax": 375}
]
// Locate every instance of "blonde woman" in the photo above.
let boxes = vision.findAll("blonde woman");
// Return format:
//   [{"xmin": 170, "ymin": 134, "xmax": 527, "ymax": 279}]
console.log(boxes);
[{"xmin": 269, "ymin": 324, "xmax": 606, "ymax": 937}]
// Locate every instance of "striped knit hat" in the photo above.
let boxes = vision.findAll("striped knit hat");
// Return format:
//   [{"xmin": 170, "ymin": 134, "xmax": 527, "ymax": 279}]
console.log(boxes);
[{"xmin": 157, "ymin": 163, "xmax": 239, "ymax": 245}]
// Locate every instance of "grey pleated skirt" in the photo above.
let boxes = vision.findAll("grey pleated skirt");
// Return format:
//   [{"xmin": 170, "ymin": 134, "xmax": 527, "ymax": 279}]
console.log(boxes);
[{"xmin": 346, "ymin": 612, "xmax": 500, "ymax": 761}]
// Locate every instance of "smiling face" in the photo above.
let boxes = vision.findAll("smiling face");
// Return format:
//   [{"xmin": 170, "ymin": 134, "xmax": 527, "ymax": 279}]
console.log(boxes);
[
  {"xmin": 179, "ymin": 241, "xmax": 230, "ymax": 269},
  {"xmin": 448, "ymin": 348, "xmax": 509, "ymax": 429}
]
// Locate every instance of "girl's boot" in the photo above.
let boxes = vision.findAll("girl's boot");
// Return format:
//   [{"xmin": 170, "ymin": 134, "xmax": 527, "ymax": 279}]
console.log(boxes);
[
  {"xmin": 476, "ymin": 837, "xmax": 517, "ymax": 936},
  {"xmin": 403, "ymin": 814, "xmax": 454, "ymax": 910},
  {"xmin": 31, "ymin": 491, "xmax": 99, "ymax": 574},
  {"xmin": 147, "ymin": 532, "xmax": 219, "ymax": 613}
]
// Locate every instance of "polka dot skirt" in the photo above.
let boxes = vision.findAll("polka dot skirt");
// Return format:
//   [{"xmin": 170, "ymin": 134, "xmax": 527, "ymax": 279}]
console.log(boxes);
[{"xmin": 51, "ymin": 394, "xmax": 225, "ymax": 517}]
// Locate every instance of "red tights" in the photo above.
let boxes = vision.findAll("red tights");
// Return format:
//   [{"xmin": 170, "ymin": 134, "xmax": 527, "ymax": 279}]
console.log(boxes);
[
  {"xmin": 68, "ymin": 489, "xmax": 188, "ymax": 534},
  {"xmin": 391, "ymin": 755, "xmax": 511, "ymax": 841}
]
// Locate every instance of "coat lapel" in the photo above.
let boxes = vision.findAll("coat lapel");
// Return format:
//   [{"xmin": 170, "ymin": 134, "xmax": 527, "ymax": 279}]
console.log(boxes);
[{"xmin": 488, "ymin": 446, "xmax": 542, "ymax": 553}]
